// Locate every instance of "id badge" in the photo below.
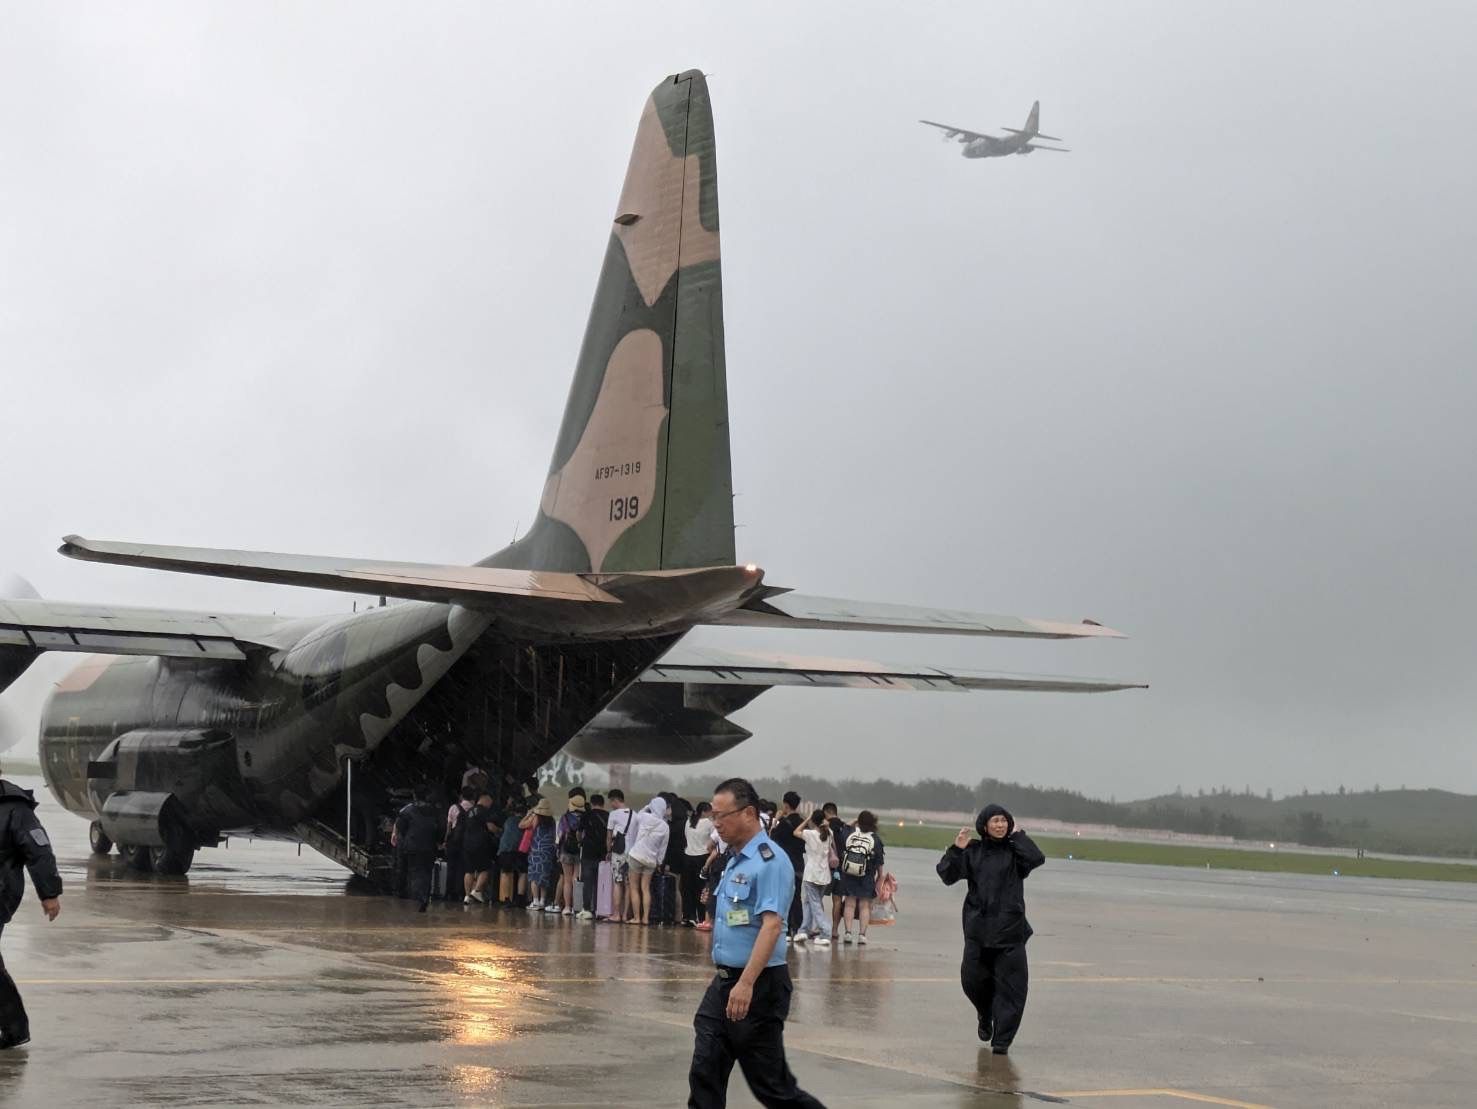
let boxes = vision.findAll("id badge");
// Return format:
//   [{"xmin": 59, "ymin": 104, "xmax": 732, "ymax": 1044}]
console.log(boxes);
[{"xmin": 725, "ymin": 906, "xmax": 751, "ymax": 927}]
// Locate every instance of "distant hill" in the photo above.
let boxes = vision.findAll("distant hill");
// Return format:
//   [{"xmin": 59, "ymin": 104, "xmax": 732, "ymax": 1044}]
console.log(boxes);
[
  {"xmin": 618, "ymin": 767, "xmax": 1477, "ymax": 860},
  {"xmin": 1126, "ymin": 788, "xmax": 1477, "ymax": 856}
]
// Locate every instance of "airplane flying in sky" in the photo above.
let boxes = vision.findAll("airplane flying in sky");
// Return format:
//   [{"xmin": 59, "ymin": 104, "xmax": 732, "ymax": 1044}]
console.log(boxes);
[
  {"xmin": 920, "ymin": 100, "xmax": 1070, "ymax": 158},
  {"xmin": 0, "ymin": 72, "xmax": 1133, "ymax": 885}
]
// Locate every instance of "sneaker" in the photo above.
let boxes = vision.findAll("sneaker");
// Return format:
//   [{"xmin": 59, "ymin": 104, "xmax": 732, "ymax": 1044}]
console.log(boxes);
[
  {"xmin": 528, "ymin": 900, "xmax": 543, "ymax": 911},
  {"xmin": 842, "ymin": 932, "xmax": 854, "ymax": 944},
  {"xmin": 577, "ymin": 910, "xmax": 594, "ymax": 921},
  {"xmin": 977, "ymin": 1019, "xmax": 993, "ymax": 1043},
  {"xmin": 815, "ymin": 937, "xmax": 831, "ymax": 947},
  {"xmin": 0, "ymin": 1034, "xmax": 30, "ymax": 1050},
  {"xmin": 544, "ymin": 903, "xmax": 561, "ymax": 913},
  {"xmin": 992, "ymin": 1045, "xmax": 1009, "ymax": 1056},
  {"xmin": 793, "ymin": 932, "xmax": 807, "ymax": 945},
  {"xmin": 469, "ymin": 890, "xmax": 487, "ymax": 904},
  {"xmin": 562, "ymin": 907, "xmax": 573, "ymax": 916},
  {"xmin": 858, "ymin": 933, "xmax": 869, "ymax": 945},
  {"xmin": 463, "ymin": 895, "xmax": 473, "ymax": 906}
]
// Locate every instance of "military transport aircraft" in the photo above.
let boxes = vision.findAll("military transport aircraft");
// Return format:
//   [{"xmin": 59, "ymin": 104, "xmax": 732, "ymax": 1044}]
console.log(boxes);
[
  {"xmin": 0, "ymin": 72, "xmax": 1135, "ymax": 886},
  {"xmin": 920, "ymin": 100, "xmax": 1070, "ymax": 158}
]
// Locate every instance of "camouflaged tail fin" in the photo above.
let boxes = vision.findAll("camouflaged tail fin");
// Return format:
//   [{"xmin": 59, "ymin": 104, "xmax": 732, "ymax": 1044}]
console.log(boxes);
[{"xmin": 483, "ymin": 71, "xmax": 735, "ymax": 575}]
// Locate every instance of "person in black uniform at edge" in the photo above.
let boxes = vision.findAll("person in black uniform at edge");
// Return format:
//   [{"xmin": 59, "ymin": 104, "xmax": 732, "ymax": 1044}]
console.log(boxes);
[
  {"xmin": 767, "ymin": 791, "xmax": 806, "ymax": 938},
  {"xmin": 688, "ymin": 777, "xmax": 824, "ymax": 1109},
  {"xmin": 936, "ymin": 803, "xmax": 1045, "ymax": 1055},
  {"xmin": 1, "ymin": 765, "xmax": 63, "ymax": 1050},
  {"xmin": 394, "ymin": 789, "xmax": 444, "ymax": 912}
]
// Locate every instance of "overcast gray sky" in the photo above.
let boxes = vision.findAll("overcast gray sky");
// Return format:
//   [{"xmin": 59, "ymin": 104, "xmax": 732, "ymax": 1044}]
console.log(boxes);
[{"xmin": 3, "ymin": 3, "xmax": 1475, "ymax": 799}]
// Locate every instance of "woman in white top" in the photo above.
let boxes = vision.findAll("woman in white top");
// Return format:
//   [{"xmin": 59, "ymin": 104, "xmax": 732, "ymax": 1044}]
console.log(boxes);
[
  {"xmin": 796, "ymin": 810, "xmax": 834, "ymax": 945},
  {"xmin": 625, "ymin": 796, "xmax": 670, "ymax": 926},
  {"xmin": 680, "ymin": 801, "xmax": 714, "ymax": 927}
]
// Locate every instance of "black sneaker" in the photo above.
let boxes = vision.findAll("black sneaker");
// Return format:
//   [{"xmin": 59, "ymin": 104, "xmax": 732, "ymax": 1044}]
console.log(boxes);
[
  {"xmin": 977, "ymin": 1020, "xmax": 992, "ymax": 1043},
  {"xmin": 0, "ymin": 1034, "xmax": 30, "ymax": 1050},
  {"xmin": 991, "ymin": 1044, "xmax": 1009, "ymax": 1056}
]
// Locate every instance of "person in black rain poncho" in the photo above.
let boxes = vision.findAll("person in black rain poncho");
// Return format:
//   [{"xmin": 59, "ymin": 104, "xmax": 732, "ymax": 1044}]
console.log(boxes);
[{"xmin": 936, "ymin": 803, "xmax": 1045, "ymax": 1054}]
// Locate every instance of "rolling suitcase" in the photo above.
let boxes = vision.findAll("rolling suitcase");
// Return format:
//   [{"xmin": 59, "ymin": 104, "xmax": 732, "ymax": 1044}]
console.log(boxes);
[
  {"xmin": 596, "ymin": 861, "xmax": 613, "ymax": 919},
  {"xmin": 573, "ymin": 877, "xmax": 585, "ymax": 912},
  {"xmin": 649, "ymin": 871, "xmax": 678, "ymax": 925},
  {"xmin": 431, "ymin": 859, "xmax": 448, "ymax": 899}
]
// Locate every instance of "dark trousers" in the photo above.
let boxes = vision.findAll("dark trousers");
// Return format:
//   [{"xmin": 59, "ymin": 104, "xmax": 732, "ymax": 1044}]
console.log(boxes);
[
  {"xmin": 404, "ymin": 851, "xmax": 435, "ymax": 906},
  {"xmin": 688, "ymin": 965, "xmax": 825, "ymax": 1109},
  {"xmin": 961, "ymin": 941, "xmax": 1029, "ymax": 1049},
  {"xmin": 444, "ymin": 849, "xmax": 465, "ymax": 901},
  {"xmin": 787, "ymin": 874, "xmax": 804, "ymax": 935},
  {"xmin": 680, "ymin": 854, "xmax": 707, "ymax": 923},
  {"xmin": 0, "ymin": 923, "xmax": 27, "ymax": 1042},
  {"xmin": 580, "ymin": 858, "xmax": 601, "ymax": 913}
]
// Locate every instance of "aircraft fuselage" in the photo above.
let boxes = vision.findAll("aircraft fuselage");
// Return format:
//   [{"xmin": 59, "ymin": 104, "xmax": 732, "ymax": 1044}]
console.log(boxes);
[{"xmin": 38, "ymin": 600, "xmax": 675, "ymax": 875}]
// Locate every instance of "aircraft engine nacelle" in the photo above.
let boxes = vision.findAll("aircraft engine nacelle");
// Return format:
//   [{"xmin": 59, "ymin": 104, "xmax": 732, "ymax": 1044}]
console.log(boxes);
[
  {"xmin": 563, "ymin": 683, "xmax": 763, "ymax": 766},
  {"xmin": 86, "ymin": 728, "xmax": 255, "ymax": 844}
]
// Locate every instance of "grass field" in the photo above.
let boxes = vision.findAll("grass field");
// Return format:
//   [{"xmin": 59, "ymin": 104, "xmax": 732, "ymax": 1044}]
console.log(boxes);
[{"xmin": 881, "ymin": 823, "xmax": 1477, "ymax": 883}]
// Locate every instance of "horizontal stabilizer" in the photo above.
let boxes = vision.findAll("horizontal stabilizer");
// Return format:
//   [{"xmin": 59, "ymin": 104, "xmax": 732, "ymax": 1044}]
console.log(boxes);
[
  {"xmin": 707, "ymin": 591, "xmax": 1125, "ymax": 639},
  {"xmin": 0, "ymin": 597, "xmax": 293, "ymax": 659},
  {"xmin": 61, "ymin": 536, "xmax": 620, "ymax": 607},
  {"xmin": 642, "ymin": 645, "xmax": 1145, "ymax": 693}
]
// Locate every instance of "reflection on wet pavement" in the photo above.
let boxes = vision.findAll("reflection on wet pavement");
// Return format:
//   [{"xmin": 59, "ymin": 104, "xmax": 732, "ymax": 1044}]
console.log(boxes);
[{"xmin": 4, "ymin": 776, "xmax": 1477, "ymax": 1106}]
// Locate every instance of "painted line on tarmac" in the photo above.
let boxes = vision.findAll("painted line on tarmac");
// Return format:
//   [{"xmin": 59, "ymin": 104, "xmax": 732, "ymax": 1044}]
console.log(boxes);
[{"xmin": 1048, "ymin": 1090, "xmax": 1272, "ymax": 1109}]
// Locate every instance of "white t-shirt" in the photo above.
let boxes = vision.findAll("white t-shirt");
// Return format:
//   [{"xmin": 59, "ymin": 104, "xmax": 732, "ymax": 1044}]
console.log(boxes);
[
  {"xmin": 626, "ymin": 810, "xmax": 670, "ymax": 867},
  {"xmin": 608, "ymin": 807, "xmax": 635, "ymax": 854},
  {"xmin": 684, "ymin": 817, "xmax": 715, "ymax": 856},
  {"xmin": 800, "ymin": 826, "xmax": 832, "ymax": 885}
]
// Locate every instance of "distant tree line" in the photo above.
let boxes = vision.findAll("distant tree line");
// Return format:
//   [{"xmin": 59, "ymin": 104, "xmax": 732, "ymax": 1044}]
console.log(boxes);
[{"xmin": 613, "ymin": 768, "xmax": 1474, "ymax": 859}]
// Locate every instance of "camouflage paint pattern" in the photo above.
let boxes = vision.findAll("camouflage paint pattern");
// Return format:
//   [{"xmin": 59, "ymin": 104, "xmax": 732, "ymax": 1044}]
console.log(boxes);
[{"xmin": 484, "ymin": 71, "xmax": 734, "ymax": 575}]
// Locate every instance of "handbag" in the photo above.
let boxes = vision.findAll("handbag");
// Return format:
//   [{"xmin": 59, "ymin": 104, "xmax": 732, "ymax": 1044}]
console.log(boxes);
[{"xmin": 519, "ymin": 826, "xmax": 534, "ymax": 853}]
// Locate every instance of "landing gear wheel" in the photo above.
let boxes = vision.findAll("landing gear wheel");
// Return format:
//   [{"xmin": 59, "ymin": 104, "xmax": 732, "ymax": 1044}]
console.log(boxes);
[
  {"xmin": 89, "ymin": 821, "xmax": 114, "ymax": 856},
  {"xmin": 148, "ymin": 843, "xmax": 195, "ymax": 876},
  {"xmin": 122, "ymin": 844, "xmax": 153, "ymax": 872}
]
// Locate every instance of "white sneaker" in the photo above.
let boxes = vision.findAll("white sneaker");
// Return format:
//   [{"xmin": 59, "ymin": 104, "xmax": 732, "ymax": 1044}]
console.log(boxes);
[
  {"xmin": 815, "ymin": 937, "xmax": 831, "ymax": 947},
  {"xmin": 463, "ymin": 895, "xmax": 473, "ymax": 906},
  {"xmin": 858, "ymin": 933, "xmax": 869, "ymax": 945},
  {"xmin": 469, "ymin": 890, "xmax": 487, "ymax": 904},
  {"xmin": 544, "ymin": 903, "xmax": 561, "ymax": 913},
  {"xmin": 528, "ymin": 900, "xmax": 543, "ymax": 911},
  {"xmin": 792, "ymin": 932, "xmax": 807, "ymax": 945},
  {"xmin": 842, "ymin": 932, "xmax": 854, "ymax": 944},
  {"xmin": 577, "ymin": 910, "xmax": 594, "ymax": 921}
]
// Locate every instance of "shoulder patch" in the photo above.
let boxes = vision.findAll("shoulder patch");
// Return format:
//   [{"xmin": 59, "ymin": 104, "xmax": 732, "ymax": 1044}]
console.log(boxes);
[
  {"xmin": 757, "ymin": 842, "xmax": 774, "ymax": 861},
  {"xmin": 29, "ymin": 828, "xmax": 51, "ymax": 847}
]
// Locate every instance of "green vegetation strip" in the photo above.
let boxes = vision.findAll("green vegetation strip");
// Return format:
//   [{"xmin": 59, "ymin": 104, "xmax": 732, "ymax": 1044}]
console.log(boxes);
[{"xmin": 881, "ymin": 823, "xmax": 1477, "ymax": 883}]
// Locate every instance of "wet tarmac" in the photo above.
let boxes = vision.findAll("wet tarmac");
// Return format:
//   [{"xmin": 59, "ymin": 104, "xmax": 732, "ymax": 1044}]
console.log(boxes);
[{"xmin": 3, "ymin": 776, "xmax": 1475, "ymax": 1107}]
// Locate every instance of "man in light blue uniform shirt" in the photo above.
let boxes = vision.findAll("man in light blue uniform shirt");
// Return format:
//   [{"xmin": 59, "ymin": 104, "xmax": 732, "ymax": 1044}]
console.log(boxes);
[{"xmin": 687, "ymin": 777, "xmax": 824, "ymax": 1108}]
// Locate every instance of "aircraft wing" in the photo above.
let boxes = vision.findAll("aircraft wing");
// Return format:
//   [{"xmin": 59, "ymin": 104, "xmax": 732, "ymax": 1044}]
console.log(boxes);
[
  {"xmin": 1024, "ymin": 143, "xmax": 1070, "ymax": 152},
  {"xmin": 706, "ymin": 591, "xmax": 1123, "ymax": 640},
  {"xmin": 0, "ymin": 597, "xmax": 294, "ymax": 659},
  {"xmin": 919, "ymin": 119, "xmax": 990, "ymax": 141},
  {"xmin": 60, "ymin": 536, "xmax": 621, "ymax": 606},
  {"xmin": 642, "ymin": 645, "xmax": 1145, "ymax": 694}
]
